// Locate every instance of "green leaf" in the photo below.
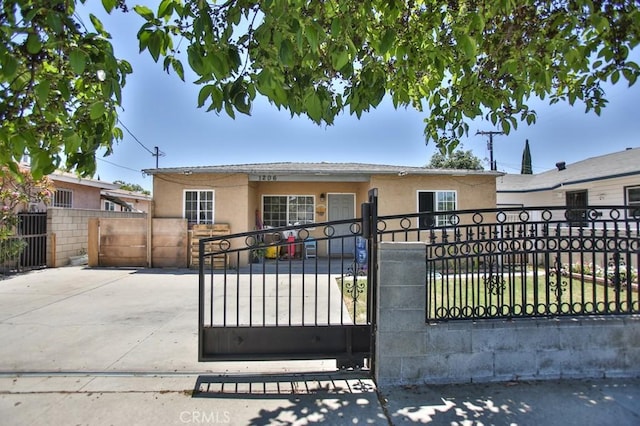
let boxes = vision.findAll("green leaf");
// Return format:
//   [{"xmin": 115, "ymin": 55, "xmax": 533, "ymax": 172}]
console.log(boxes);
[
  {"xmin": 158, "ymin": 0, "xmax": 174, "ymax": 19},
  {"xmin": 89, "ymin": 14, "xmax": 111, "ymax": 38},
  {"xmin": 148, "ymin": 31, "xmax": 163, "ymax": 62},
  {"xmin": 26, "ymin": 34, "xmax": 42, "ymax": 54},
  {"xmin": 331, "ymin": 18, "xmax": 342, "ymax": 38},
  {"xmin": 69, "ymin": 49, "xmax": 87, "ymax": 74},
  {"xmin": 457, "ymin": 34, "xmax": 476, "ymax": 59},
  {"xmin": 224, "ymin": 101, "xmax": 236, "ymax": 119},
  {"xmin": 46, "ymin": 10, "xmax": 63, "ymax": 34},
  {"xmin": 305, "ymin": 25, "xmax": 319, "ymax": 53},
  {"xmin": 171, "ymin": 58, "xmax": 184, "ymax": 81},
  {"xmin": 379, "ymin": 29, "xmax": 395, "ymax": 55},
  {"xmin": 64, "ymin": 131, "xmax": 82, "ymax": 152},
  {"xmin": 90, "ymin": 102, "xmax": 106, "ymax": 119},
  {"xmin": 332, "ymin": 50, "xmax": 349, "ymax": 71},
  {"xmin": 279, "ymin": 40, "xmax": 294, "ymax": 67},
  {"xmin": 102, "ymin": 0, "xmax": 117, "ymax": 12},
  {"xmin": 1, "ymin": 54, "xmax": 19, "ymax": 79},
  {"xmin": 611, "ymin": 69, "xmax": 620, "ymax": 84},
  {"xmin": 198, "ymin": 85, "xmax": 213, "ymax": 108},
  {"xmin": 134, "ymin": 5, "xmax": 155, "ymax": 21},
  {"xmin": 304, "ymin": 92, "xmax": 323, "ymax": 123},
  {"xmin": 35, "ymin": 81, "xmax": 51, "ymax": 104}
]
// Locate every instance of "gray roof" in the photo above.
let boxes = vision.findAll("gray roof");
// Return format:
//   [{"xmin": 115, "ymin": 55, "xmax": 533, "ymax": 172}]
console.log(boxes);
[
  {"xmin": 143, "ymin": 162, "xmax": 501, "ymax": 177},
  {"xmin": 497, "ymin": 147, "xmax": 640, "ymax": 192}
]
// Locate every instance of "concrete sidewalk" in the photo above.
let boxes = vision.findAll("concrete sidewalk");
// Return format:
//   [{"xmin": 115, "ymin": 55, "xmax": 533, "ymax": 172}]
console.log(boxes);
[{"xmin": 1, "ymin": 267, "xmax": 639, "ymax": 425}]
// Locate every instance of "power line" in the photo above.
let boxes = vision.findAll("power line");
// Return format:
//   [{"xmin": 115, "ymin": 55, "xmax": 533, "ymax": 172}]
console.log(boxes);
[
  {"xmin": 97, "ymin": 157, "xmax": 143, "ymax": 173},
  {"xmin": 117, "ymin": 118, "xmax": 155, "ymax": 155}
]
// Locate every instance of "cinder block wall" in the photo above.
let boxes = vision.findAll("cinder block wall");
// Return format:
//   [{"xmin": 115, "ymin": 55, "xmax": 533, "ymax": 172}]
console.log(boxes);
[
  {"xmin": 375, "ymin": 242, "xmax": 640, "ymax": 386},
  {"xmin": 47, "ymin": 208, "xmax": 145, "ymax": 267}
]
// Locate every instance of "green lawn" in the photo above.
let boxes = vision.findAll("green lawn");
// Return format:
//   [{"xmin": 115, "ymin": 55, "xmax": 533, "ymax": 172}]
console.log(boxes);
[
  {"xmin": 335, "ymin": 276, "xmax": 369, "ymax": 324},
  {"xmin": 427, "ymin": 270, "xmax": 639, "ymax": 319}
]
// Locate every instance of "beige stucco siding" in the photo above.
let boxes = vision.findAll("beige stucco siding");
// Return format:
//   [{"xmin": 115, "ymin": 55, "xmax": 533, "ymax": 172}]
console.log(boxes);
[
  {"xmin": 370, "ymin": 174, "xmax": 496, "ymax": 216},
  {"xmin": 153, "ymin": 173, "xmax": 251, "ymax": 234}
]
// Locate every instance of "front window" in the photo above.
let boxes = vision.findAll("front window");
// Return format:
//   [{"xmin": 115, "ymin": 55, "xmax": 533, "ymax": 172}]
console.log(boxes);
[
  {"xmin": 184, "ymin": 190, "xmax": 214, "ymax": 225},
  {"xmin": 104, "ymin": 200, "xmax": 116, "ymax": 211},
  {"xmin": 566, "ymin": 190, "xmax": 588, "ymax": 225},
  {"xmin": 53, "ymin": 189, "xmax": 73, "ymax": 208},
  {"xmin": 626, "ymin": 186, "xmax": 640, "ymax": 218},
  {"xmin": 263, "ymin": 195, "xmax": 314, "ymax": 227},
  {"xmin": 418, "ymin": 190, "xmax": 457, "ymax": 228}
]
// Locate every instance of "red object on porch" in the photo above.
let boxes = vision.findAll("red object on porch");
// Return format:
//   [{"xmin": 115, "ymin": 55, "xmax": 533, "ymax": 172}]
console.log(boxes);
[{"xmin": 287, "ymin": 235, "xmax": 295, "ymax": 257}]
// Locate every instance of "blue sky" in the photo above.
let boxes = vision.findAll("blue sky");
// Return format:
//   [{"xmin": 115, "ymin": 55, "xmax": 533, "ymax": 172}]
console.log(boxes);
[{"xmin": 81, "ymin": 4, "xmax": 640, "ymax": 192}]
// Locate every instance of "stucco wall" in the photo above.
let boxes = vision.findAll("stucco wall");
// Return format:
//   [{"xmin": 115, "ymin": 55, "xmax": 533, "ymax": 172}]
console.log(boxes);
[
  {"xmin": 152, "ymin": 172, "xmax": 250, "ymax": 235},
  {"xmin": 53, "ymin": 181, "xmax": 102, "ymax": 210},
  {"xmin": 153, "ymin": 173, "xmax": 496, "ymax": 232},
  {"xmin": 371, "ymin": 174, "xmax": 497, "ymax": 216},
  {"xmin": 375, "ymin": 242, "xmax": 640, "ymax": 386}
]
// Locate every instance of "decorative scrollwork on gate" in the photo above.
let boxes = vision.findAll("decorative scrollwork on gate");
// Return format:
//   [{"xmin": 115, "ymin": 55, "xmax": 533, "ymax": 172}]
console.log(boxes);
[{"xmin": 484, "ymin": 273, "xmax": 506, "ymax": 296}]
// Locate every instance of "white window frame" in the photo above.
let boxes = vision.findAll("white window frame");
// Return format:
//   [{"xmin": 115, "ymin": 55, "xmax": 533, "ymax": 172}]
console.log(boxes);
[
  {"xmin": 53, "ymin": 188, "xmax": 73, "ymax": 208},
  {"xmin": 417, "ymin": 190, "xmax": 457, "ymax": 228},
  {"xmin": 183, "ymin": 190, "xmax": 215, "ymax": 225},
  {"xmin": 104, "ymin": 200, "xmax": 116, "ymax": 211},
  {"xmin": 626, "ymin": 185, "xmax": 640, "ymax": 218},
  {"xmin": 262, "ymin": 195, "xmax": 315, "ymax": 228}
]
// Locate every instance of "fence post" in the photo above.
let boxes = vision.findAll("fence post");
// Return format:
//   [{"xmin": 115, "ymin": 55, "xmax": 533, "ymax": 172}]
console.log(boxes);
[
  {"xmin": 88, "ymin": 218, "xmax": 99, "ymax": 267},
  {"xmin": 364, "ymin": 188, "xmax": 378, "ymax": 373}
]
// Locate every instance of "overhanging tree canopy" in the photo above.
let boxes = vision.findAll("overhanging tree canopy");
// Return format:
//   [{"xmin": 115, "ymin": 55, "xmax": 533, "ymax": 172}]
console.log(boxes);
[{"xmin": 2, "ymin": 0, "xmax": 639, "ymax": 179}]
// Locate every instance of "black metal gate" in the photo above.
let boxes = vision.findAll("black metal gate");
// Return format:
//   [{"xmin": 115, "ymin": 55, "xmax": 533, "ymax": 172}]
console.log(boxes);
[
  {"xmin": 17, "ymin": 212, "xmax": 47, "ymax": 269},
  {"xmin": 198, "ymin": 190, "xmax": 378, "ymax": 369}
]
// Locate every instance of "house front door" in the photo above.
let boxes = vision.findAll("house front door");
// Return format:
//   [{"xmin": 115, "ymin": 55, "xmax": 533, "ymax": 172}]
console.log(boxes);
[{"xmin": 327, "ymin": 193, "xmax": 355, "ymax": 256}]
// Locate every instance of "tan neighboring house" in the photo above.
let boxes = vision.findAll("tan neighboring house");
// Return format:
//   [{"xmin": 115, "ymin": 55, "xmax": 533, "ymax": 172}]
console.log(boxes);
[
  {"xmin": 101, "ymin": 188, "xmax": 152, "ymax": 213},
  {"xmin": 144, "ymin": 162, "xmax": 501, "ymax": 258},
  {"xmin": 497, "ymin": 147, "xmax": 640, "ymax": 215}
]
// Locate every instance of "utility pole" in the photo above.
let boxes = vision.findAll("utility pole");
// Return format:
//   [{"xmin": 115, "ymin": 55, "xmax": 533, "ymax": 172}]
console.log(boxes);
[
  {"xmin": 152, "ymin": 146, "xmax": 166, "ymax": 168},
  {"xmin": 476, "ymin": 130, "xmax": 503, "ymax": 171}
]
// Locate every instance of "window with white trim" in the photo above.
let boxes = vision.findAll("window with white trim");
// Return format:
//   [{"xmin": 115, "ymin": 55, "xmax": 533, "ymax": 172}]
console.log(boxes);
[
  {"xmin": 53, "ymin": 189, "xmax": 73, "ymax": 208},
  {"xmin": 627, "ymin": 185, "xmax": 640, "ymax": 218},
  {"xmin": 184, "ymin": 190, "xmax": 214, "ymax": 225},
  {"xmin": 104, "ymin": 200, "xmax": 116, "ymax": 211},
  {"xmin": 263, "ymin": 195, "xmax": 314, "ymax": 227},
  {"xmin": 417, "ymin": 190, "xmax": 457, "ymax": 229}
]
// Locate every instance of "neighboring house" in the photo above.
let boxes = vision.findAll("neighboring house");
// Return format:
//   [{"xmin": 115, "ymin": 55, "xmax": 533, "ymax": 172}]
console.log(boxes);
[
  {"xmin": 101, "ymin": 188, "xmax": 152, "ymax": 213},
  {"xmin": 497, "ymin": 147, "xmax": 640, "ymax": 218},
  {"xmin": 49, "ymin": 171, "xmax": 119, "ymax": 210},
  {"xmin": 144, "ymin": 162, "xmax": 501, "ymax": 256}
]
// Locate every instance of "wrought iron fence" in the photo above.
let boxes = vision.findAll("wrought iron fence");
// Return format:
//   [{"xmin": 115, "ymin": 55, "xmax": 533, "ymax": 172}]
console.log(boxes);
[
  {"xmin": 377, "ymin": 206, "xmax": 640, "ymax": 321},
  {"xmin": 199, "ymin": 203, "xmax": 639, "ymax": 331},
  {"xmin": 198, "ymin": 219, "xmax": 372, "ymax": 328},
  {"xmin": 1, "ymin": 213, "xmax": 47, "ymax": 274}
]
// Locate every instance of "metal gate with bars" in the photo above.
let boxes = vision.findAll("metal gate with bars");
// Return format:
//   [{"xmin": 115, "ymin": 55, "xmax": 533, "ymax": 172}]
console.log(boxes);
[
  {"xmin": 1, "ymin": 212, "xmax": 47, "ymax": 273},
  {"xmin": 198, "ymin": 190, "xmax": 378, "ymax": 369}
]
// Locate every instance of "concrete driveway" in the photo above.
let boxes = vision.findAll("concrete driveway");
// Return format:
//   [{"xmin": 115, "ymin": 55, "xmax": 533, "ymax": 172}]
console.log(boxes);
[{"xmin": 0, "ymin": 266, "xmax": 341, "ymax": 374}]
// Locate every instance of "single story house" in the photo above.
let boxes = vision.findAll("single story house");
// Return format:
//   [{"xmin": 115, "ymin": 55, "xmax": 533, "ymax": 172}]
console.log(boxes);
[
  {"xmin": 101, "ymin": 188, "xmax": 152, "ymax": 213},
  {"xmin": 49, "ymin": 171, "xmax": 119, "ymax": 210},
  {"xmin": 497, "ymin": 147, "xmax": 640, "ymax": 216},
  {"xmin": 143, "ymin": 162, "xmax": 501, "ymax": 257}
]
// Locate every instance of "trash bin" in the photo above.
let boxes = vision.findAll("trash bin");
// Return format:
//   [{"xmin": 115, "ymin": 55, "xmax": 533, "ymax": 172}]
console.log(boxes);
[{"xmin": 356, "ymin": 236, "xmax": 367, "ymax": 265}]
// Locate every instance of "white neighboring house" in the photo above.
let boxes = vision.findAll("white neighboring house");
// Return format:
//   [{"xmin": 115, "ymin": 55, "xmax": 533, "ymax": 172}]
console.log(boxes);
[
  {"xmin": 101, "ymin": 188, "xmax": 152, "ymax": 213},
  {"xmin": 497, "ymin": 147, "xmax": 640, "ymax": 219}
]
